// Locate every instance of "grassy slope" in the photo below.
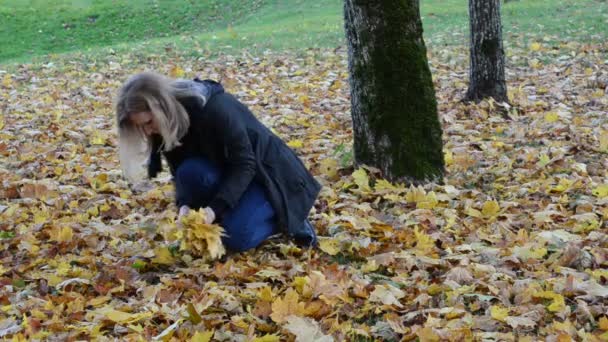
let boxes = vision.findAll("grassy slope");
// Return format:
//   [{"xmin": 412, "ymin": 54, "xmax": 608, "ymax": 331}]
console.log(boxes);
[{"xmin": 0, "ymin": 0, "xmax": 606, "ymax": 64}]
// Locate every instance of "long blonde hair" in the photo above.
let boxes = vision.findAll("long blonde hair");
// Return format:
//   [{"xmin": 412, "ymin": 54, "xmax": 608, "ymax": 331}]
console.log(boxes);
[{"xmin": 115, "ymin": 71, "xmax": 206, "ymax": 181}]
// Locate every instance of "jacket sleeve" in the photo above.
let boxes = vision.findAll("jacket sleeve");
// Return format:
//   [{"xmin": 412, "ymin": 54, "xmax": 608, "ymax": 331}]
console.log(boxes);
[{"xmin": 204, "ymin": 103, "xmax": 256, "ymax": 218}]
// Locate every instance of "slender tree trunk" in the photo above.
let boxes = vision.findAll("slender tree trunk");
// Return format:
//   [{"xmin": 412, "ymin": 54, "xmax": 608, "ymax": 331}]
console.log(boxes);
[
  {"xmin": 343, "ymin": 0, "xmax": 444, "ymax": 183},
  {"xmin": 465, "ymin": 0, "xmax": 508, "ymax": 103}
]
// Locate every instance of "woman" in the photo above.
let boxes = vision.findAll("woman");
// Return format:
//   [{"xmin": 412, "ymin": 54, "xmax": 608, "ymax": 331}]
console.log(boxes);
[{"xmin": 115, "ymin": 72, "xmax": 320, "ymax": 252}]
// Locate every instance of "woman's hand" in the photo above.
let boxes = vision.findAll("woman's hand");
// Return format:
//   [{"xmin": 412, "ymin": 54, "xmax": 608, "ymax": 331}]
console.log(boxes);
[
  {"xmin": 178, "ymin": 205, "xmax": 191, "ymax": 218},
  {"xmin": 178, "ymin": 205, "xmax": 215, "ymax": 224},
  {"xmin": 202, "ymin": 207, "xmax": 216, "ymax": 224}
]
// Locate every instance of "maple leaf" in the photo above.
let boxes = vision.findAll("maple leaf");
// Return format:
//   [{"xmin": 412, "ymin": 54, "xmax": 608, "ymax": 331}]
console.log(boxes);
[
  {"xmin": 287, "ymin": 139, "xmax": 304, "ymax": 148},
  {"xmin": 284, "ymin": 316, "xmax": 333, "ymax": 342},
  {"xmin": 152, "ymin": 247, "xmax": 175, "ymax": 265},
  {"xmin": 180, "ymin": 208, "xmax": 225, "ymax": 259},
  {"xmin": 318, "ymin": 237, "xmax": 341, "ymax": 256},
  {"xmin": 100, "ymin": 308, "xmax": 153, "ymax": 324},
  {"xmin": 319, "ymin": 158, "xmax": 339, "ymax": 180},
  {"xmin": 490, "ymin": 305, "xmax": 509, "ymax": 322},
  {"xmin": 352, "ymin": 168, "xmax": 371, "ymax": 192},
  {"xmin": 413, "ymin": 226, "xmax": 435, "ymax": 256},
  {"xmin": 270, "ymin": 288, "xmax": 307, "ymax": 323},
  {"xmin": 49, "ymin": 226, "xmax": 73, "ymax": 243},
  {"xmin": 252, "ymin": 334, "xmax": 281, "ymax": 342},
  {"xmin": 592, "ymin": 184, "xmax": 608, "ymax": 198},
  {"xmin": 369, "ymin": 284, "xmax": 405, "ymax": 308},
  {"xmin": 533, "ymin": 291, "xmax": 566, "ymax": 313},
  {"xmin": 599, "ymin": 317, "xmax": 608, "ymax": 331},
  {"xmin": 481, "ymin": 200, "xmax": 500, "ymax": 217},
  {"xmin": 191, "ymin": 331, "xmax": 214, "ymax": 342}
]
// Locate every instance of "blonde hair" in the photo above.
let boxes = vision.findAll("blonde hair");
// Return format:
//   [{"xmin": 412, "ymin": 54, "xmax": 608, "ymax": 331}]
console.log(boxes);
[{"xmin": 115, "ymin": 71, "xmax": 206, "ymax": 181}]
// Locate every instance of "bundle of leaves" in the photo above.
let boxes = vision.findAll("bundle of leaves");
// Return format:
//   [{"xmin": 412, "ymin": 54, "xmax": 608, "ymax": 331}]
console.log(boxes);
[{"xmin": 178, "ymin": 209, "xmax": 226, "ymax": 260}]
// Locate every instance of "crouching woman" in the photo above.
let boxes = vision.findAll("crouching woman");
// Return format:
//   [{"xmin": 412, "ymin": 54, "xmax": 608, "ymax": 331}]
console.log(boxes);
[{"xmin": 115, "ymin": 72, "xmax": 319, "ymax": 252}]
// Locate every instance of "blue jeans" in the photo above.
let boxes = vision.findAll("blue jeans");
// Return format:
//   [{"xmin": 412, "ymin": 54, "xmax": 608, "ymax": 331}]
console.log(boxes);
[{"xmin": 174, "ymin": 158, "xmax": 279, "ymax": 252}]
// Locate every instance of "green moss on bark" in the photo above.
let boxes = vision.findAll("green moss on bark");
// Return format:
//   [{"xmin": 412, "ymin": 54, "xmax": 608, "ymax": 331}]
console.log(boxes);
[{"xmin": 345, "ymin": 0, "xmax": 444, "ymax": 182}]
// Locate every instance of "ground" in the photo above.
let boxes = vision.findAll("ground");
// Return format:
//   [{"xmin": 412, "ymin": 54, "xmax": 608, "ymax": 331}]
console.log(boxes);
[{"xmin": 0, "ymin": 0, "xmax": 608, "ymax": 341}]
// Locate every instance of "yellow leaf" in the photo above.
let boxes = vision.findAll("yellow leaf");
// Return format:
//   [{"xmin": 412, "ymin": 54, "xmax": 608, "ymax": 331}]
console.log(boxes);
[
  {"xmin": 287, "ymin": 139, "xmax": 303, "ymax": 149},
  {"xmin": 50, "ymin": 226, "xmax": 73, "ymax": 243},
  {"xmin": 318, "ymin": 237, "xmax": 340, "ymax": 256},
  {"xmin": 538, "ymin": 154, "xmax": 551, "ymax": 168},
  {"xmin": 320, "ymin": 158, "xmax": 339, "ymax": 179},
  {"xmin": 370, "ymin": 284, "xmax": 405, "ymax": 307},
  {"xmin": 90, "ymin": 173, "xmax": 111, "ymax": 192},
  {"xmin": 482, "ymin": 200, "xmax": 500, "ymax": 217},
  {"xmin": 490, "ymin": 305, "xmax": 509, "ymax": 322},
  {"xmin": 180, "ymin": 209, "xmax": 225, "ymax": 259},
  {"xmin": 186, "ymin": 303, "xmax": 202, "ymax": 324},
  {"xmin": 191, "ymin": 331, "xmax": 214, "ymax": 342},
  {"xmin": 375, "ymin": 179, "xmax": 397, "ymax": 192},
  {"xmin": 513, "ymin": 244, "xmax": 547, "ymax": 261},
  {"xmin": 588, "ymin": 269, "xmax": 608, "ymax": 282},
  {"xmin": 128, "ymin": 324, "xmax": 144, "ymax": 333},
  {"xmin": 599, "ymin": 130, "xmax": 608, "ymax": 152},
  {"xmin": 2, "ymin": 74, "xmax": 11, "ymax": 87},
  {"xmin": 585, "ymin": 67, "xmax": 594, "ymax": 76},
  {"xmin": 154, "ymin": 320, "xmax": 183, "ymax": 342},
  {"xmin": 533, "ymin": 291, "xmax": 566, "ymax": 313},
  {"xmin": 252, "ymin": 334, "xmax": 281, "ymax": 342},
  {"xmin": 417, "ymin": 191, "xmax": 438, "ymax": 209},
  {"xmin": 406, "ymin": 186, "xmax": 427, "ymax": 203},
  {"xmin": 152, "ymin": 247, "xmax": 175, "ymax": 265},
  {"xmin": 361, "ymin": 259, "xmax": 379, "ymax": 273},
  {"xmin": 270, "ymin": 288, "xmax": 306, "ymax": 323},
  {"xmin": 258, "ymin": 286, "xmax": 274, "ymax": 301},
  {"xmin": 530, "ymin": 42, "xmax": 542, "ymax": 51},
  {"xmin": 544, "ymin": 112, "xmax": 559, "ymax": 123},
  {"xmin": 599, "ymin": 316, "xmax": 608, "ymax": 331},
  {"xmin": 416, "ymin": 327, "xmax": 440, "ymax": 342},
  {"xmin": 414, "ymin": 226, "xmax": 435, "ymax": 256},
  {"xmin": 465, "ymin": 207, "xmax": 483, "ymax": 218},
  {"xmin": 104, "ymin": 309, "xmax": 153, "ymax": 324},
  {"xmin": 170, "ymin": 65, "xmax": 185, "ymax": 78},
  {"xmin": 88, "ymin": 296, "xmax": 111, "ymax": 307},
  {"xmin": 89, "ymin": 132, "xmax": 106, "ymax": 145},
  {"xmin": 592, "ymin": 184, "xmax": 608, "ymax": 198},
  {"xmin": 573, "ymin": 217, "xmax": 600, "ymax": 233},
  {"xmin": 292, "ymin": 278, "xmax": 307, "ymax": 295},
  {"xmin": 444, "ymin": 149, "xmax": 453, "ymax": 166},
  {"xmin": 529, "ymin": 58, "xmax": 541, "ymax": 69},
  {"xmin": 0, "ymin": 115, "xmax": 4, "ymax": 130},
  {"xmin": 550, "ymin": 178, "xmax": 572, "ymax": 193},
  {"xmin": 352, "ymin": 168, "xmax": 371, "ymax": 192}
]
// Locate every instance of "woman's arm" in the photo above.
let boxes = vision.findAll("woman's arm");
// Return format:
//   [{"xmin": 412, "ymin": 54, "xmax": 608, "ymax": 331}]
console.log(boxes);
[{"xmin": 205, "ymin": 105, "xmax": 256, "ymax": 219}]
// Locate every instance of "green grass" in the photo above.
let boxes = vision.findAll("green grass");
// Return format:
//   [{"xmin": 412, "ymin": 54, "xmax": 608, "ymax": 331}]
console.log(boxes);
[{"xmin": 0, "ymin": 0, "xmax": 606, "ymax": 64}]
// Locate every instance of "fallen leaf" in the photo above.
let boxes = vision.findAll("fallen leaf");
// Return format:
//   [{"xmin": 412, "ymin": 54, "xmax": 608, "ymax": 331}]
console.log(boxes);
[
  {"xmin": 352, "ymin": 168, "xmax": 371, "ymax": 192},
  {"xmin": 490, "ymin": 305, "xmax": 509, "ymax": 322},
  {"xmin": 369, "ymin": 284, "xmax": 405, "ymax": 308},
  {"xmin": 270, "ymin": 288, "xmax": 306, "ymax": 323},
  {"xmin": 191, "ymin": 331, "xmax": 214, "ymax": 342},
  {"xmin": 284, "ymin": 316, "xmax": 334, "ymax": 342}
]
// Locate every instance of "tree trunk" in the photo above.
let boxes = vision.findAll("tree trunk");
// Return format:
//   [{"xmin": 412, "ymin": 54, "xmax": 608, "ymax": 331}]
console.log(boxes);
[
  {"xmin": 343, "ymin": 0, "xmax": 444, "ymax": 183},
  {"xmin": 465, "ymin": 0, "xmax": 508, "ymax": 103}
]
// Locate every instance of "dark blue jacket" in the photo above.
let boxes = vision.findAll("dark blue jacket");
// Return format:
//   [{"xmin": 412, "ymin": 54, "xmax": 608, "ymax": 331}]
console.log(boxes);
[{"xmin": 148, "ymin": 79, "xmax": 321, "ymax": 240}]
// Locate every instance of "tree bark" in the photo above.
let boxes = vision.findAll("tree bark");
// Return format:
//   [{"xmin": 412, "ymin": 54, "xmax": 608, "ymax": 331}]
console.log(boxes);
[
  {"xmin": 343, "ymin": 0, "xmax": 444, "ymax": 183},
  {"xmin": 465, "ymin": 0, "xmax": 508, "ymax": 103}
]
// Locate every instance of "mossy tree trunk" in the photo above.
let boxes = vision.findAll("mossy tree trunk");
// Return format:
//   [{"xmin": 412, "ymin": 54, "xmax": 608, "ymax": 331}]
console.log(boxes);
[
  {"xmin": 465, "ymin": 0, "xmax": 508, "ymax": 103},
  {"xmin": 343, "ymin": 0, "xmax": 444, "ymax": 183}
]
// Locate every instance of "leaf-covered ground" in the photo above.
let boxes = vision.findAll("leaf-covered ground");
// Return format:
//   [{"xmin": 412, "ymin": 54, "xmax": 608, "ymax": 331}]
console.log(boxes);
[{"xmin": 1, "ymin": 39, "xmax": 607, "ymax": 341}]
